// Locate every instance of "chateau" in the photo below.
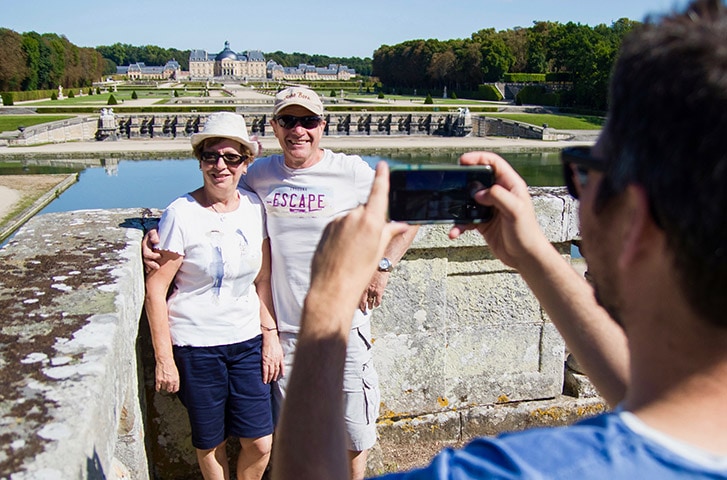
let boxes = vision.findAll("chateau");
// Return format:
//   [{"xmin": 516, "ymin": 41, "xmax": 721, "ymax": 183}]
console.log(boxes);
[
  {"xmin": 188, "ymin": 41, "xmax": 356, "ymax": 82},
  {"xmin": 115, "ymin": 42, "xmax": 357, "ymax": 82},
  {"xmin": 188, "ymin": 41, "xmax": 267, "ymax": 81},
  {"xmin": 116, "ymin": 60, "xmax": 181, "ymax": 81}
]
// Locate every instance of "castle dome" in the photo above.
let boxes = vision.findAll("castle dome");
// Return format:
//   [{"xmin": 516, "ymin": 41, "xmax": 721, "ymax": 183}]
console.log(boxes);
[{"xmin": 215, "ymin": 41, "xmax": 238, "ymax": 61}]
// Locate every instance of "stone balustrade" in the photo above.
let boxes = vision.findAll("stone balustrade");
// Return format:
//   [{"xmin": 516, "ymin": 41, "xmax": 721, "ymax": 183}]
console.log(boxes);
[{"xmin": 0, "ymin": 189, "xmax": 603, "ymax": 479}]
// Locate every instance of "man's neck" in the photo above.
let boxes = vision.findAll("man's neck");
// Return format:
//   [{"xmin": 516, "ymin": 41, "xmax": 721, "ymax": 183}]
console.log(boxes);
[
  {"xmin": 623, "ymin": 314, "xmax": 727, "ymax": 455},
  {"xmin": 284, "ymin": 148, "xmax": 325, "ymax": 170}
]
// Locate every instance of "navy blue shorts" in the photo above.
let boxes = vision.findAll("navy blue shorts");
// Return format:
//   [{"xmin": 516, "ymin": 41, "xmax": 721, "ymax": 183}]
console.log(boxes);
[{"xmin": 173, "ymin": 335, "xmax": 273, "ymax": 450}]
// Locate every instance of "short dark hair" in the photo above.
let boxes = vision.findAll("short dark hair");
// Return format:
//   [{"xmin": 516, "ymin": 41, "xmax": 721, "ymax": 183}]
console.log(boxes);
[{"xmin": 605, "ymin": 0, "xmax": 727, "ymax": 326}]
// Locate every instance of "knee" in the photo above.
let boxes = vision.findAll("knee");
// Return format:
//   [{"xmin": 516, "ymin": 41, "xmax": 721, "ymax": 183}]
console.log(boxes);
[{"xmin": 240, "ymin": 435, "xmax": 272, "ymax": 458}]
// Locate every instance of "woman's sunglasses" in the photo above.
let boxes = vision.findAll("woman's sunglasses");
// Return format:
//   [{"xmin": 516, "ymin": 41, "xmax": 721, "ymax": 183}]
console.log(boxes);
[
  {"xmin": 274, "ymin": 115, "xmax": 324, "ymax": 130},
  {"xmin": 561, "ymin": 146, "xmax": 607, "ymax": 199},
  {"xmin": 200, "ymin": 152, "xmax": 250, "ymax": 166}
]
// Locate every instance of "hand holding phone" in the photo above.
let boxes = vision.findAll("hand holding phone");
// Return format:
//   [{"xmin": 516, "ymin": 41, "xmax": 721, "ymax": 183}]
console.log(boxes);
[{"xmin": 388, "ymin": 165, "xmax": 494, "ymax": 224}]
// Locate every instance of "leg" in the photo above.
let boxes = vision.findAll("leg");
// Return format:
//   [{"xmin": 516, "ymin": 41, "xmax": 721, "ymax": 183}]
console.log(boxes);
[
  {"xmin": 342, "ymin": 324, "xmax": 380, "ymax": 480},
  {"xmin": 349, "ymin": 449, "xmax": 368, "ymax": 480},
  {"xmin": 237, "ymin": 435, "xmax": 272, "ymax": 480},
  {"xmin": 197, "ymin": 439, "xmax": 230, "ymax": 480}
]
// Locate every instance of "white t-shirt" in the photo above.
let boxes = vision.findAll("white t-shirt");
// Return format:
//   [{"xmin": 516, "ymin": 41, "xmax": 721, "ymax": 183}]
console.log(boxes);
[
  {"xmin": 157, "ymin": 188, "xmax": 267, "ymax": 347},
  {"xmin": 242, "ymin": 149, "xmax": 375, "ymax": 333}
]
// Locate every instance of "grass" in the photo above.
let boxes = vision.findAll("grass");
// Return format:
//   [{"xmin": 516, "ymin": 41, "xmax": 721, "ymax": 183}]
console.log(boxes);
[
  {"xmin": 0, "ymin": 195, "xmax": 35, "ymax": 227},
  {"xmin": 22, "ymin": 88, "xmax": 215, "ymax": 107},
  {"xmin": 346, "ymin": 93, "xmax": 499, "ymax": 105},
  {"xmin": 486, "ymin": 113, "xmax": 604, "ymax": 130},
  {"xmin": 0, "ymin": 115, "xmax": 75, "ymax": 133}
]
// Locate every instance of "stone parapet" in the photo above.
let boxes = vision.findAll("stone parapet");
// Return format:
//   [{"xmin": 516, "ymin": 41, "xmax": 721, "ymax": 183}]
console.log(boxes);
[
  {"xmin": 0, "ymin": 208, "xmax": 152, "ymax": 479},
  {"xmin": 7, "ymin": 117, "xmax": 98, "ymax": 146},
  {"xmin": 0, "ymin": 189, "xmax": 588, "ymax": 478}
]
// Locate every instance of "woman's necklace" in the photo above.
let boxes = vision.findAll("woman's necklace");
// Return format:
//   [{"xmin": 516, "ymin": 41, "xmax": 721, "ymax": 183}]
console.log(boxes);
[
  {"xmin": 209, "ymin": 202, "xmax": 224, "ymax": 222},
  {"xmin": 206, "ymin": 191, "xmax": 239, "ymax": 222}
]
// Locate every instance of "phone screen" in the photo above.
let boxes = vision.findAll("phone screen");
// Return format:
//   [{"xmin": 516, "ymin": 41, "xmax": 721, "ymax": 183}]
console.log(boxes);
[{"xmin": 388, "ymin": 165, "xmax": 494, "ymax": 224}]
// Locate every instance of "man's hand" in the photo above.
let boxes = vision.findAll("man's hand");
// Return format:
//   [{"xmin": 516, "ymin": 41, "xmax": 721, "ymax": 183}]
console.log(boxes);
[
  {"xmin": 359, "ymin": 271, "xmax": 390, "ymax": 312},
  {"xmin": 449, "ymin": 151, "xmax": 550, "ymax": 271},
  {"xmin": 142, "ymin": 229, "xmax": 162, "ymax": 272},
  {"xmin": 275, "ymin": 161, "xmax": 409, "ymax": 480},
  {"xmin": 307, "ymin": 162, "xmax": 409, "ymax": 331}
]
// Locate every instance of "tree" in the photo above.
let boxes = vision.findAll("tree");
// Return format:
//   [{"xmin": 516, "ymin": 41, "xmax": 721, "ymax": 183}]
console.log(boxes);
[
  {"xmin": 472, "ymin": 29, "xmax": 515, "ymax": 82},
  {"xmin": 0, "ymin": 29, "xmax": 29, "ymax": 91},
  {"xmin": 131, "ymin": 90, "xmax": 138, "ymax": 99},
  {"xmin": 427, "ymin": 49, "xmax": 457, "ymax": 89},
  {"xmin": 424, "ymin": 93, "xmax": 433, "ymax": 104},
  {"xmin": 499, "ymin": 27, "xmax": 529, "ymax": 73},
  {"xmin": 107, "ymin": 94, "xmax": 117, "ymax": 105}
]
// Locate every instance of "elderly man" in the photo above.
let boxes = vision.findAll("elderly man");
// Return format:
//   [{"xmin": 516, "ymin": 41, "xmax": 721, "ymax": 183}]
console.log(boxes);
[
  {"xmin": 145, "ymin": 87, "xmax": 417, "ymax": 479},
  {"xmin": 273, "ymin": 0, "xmax": 727, "ymax": 478}
]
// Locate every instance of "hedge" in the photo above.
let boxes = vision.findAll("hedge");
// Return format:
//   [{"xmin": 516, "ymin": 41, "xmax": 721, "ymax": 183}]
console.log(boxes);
[
  {"xmin": 516, "ymin": 85, "xmax": 561, "ymax": 107},
  {"xmin": 503, "ymin": 73, "xmax": 547, "ymax": 83},
  {"xmin": 1, "ymin": 89, "xmax": 56, "ymax": 102},
  {"xmin": 472, "ymin": 84, "xmax": 503, "ymax": 102}
]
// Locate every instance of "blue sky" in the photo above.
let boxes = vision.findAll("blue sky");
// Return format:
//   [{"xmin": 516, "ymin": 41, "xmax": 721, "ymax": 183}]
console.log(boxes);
[{"xmin": 1, "ymin": 0, "xmax": 690, "ymax": 58}]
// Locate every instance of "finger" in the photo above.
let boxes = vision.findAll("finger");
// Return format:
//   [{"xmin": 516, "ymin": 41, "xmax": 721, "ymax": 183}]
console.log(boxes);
[
  {"xmin": 359, "ymin": 291, "xmax": 369, "ymax": 313},
  {"xmin": 382, "ymin": 221, "xmax": 410, "ymax": 245},
  {"xmin": 365, "ymin": 162, "xmax": 391, "ymax": 220},
  {"xmin": 460, "ymin": 151, "xmax": 527, "ymax": 195}
]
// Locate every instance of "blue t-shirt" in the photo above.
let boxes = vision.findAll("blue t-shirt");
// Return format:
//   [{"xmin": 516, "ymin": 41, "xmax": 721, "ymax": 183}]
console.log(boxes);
[{"xmin": 376, "ymin": 412, "xmax": 727, "ymax": 479}]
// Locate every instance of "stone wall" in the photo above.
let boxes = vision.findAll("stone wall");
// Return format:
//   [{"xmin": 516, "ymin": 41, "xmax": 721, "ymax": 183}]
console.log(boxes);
[
  {"xmin": 5, "ymin": 117, "xmax": 98, "ymax": 146},
  {"xmin": 471, "ymin": 116, "xmax": 575, "ymax": 141},
  {"xmin": 0, "ymin": 209, "xmax": 152, "ymax": 479},
  {"xmin": 0, "ymin": 188, "xmax": 595, "ymax": 478}
]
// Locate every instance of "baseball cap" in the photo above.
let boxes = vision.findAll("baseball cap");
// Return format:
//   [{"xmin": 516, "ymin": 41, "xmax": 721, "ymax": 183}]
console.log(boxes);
[
  {"xmin": 190, "ymin": 112, "xmax": 259, "ymax": 156},
  {"xmin": 273, "ymin": 87, "xmax": 324, "ymax": 117}
]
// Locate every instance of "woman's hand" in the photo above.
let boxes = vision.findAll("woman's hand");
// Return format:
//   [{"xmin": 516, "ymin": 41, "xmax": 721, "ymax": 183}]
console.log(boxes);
[
  {"xmin": 261, "ymin": 330, "xmax": 284, "ymax": 383},
  {"xmin": 155, "ymin": 357, "xmax": 180, "ymax": 393}
]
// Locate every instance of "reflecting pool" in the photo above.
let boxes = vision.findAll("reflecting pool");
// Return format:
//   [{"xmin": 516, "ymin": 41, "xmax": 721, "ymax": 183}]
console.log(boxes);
[{"xmin": 38, "ymin": 151, "xmax": 565, "ymax": 214}]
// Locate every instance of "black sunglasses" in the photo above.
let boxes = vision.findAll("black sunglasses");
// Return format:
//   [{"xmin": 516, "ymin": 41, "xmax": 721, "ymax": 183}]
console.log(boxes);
[
  {"xmin": 200, "ymin": 151, "xmax": 250, "ymax": 166},
  {"xmin": 274, "ymin": 115, "xmax": 323, "ymax": 130},
  {"xmin": 561, "ymin": 146, "xmax": 607, "ymax": 199}
]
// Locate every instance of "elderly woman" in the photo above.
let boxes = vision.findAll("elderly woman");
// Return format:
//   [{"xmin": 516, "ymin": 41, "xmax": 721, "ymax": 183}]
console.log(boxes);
[{"xmin": 145, "ymin": 112, "xmax": 282, "ymax": 480}]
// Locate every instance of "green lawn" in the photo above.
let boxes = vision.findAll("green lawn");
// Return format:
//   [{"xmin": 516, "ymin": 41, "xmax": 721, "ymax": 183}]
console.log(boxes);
[
  {"xmin": 0, "ymin": 115, "xmax": 75, "ymax": 133},
  {"xmin": 25, "ymin": 88, "xmax": 217, "ymax": 107},
  {"xmin": 346, "ymin": 93, "xmax": 499, "ymax": 105},
  {"xmin": 486, "ymin": 113, "xmax": 604, "ymax": 130}
]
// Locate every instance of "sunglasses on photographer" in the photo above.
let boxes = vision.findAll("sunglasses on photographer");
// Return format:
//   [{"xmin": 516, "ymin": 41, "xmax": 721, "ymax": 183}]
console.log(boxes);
[
  {"xmin": 561, "ymin": 146, "xmax": 607, "ymax": 199},
  {"xmin": 200, "ymin": 152, "xmax": 250, "ymax": 166},
  {"xmin": 274, "ymin": 115, "xmax": 324, "ymax": 130}
]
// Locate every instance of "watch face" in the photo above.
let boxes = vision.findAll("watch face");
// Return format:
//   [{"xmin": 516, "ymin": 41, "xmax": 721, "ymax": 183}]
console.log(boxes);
[{"xmin": 379, "ymin": 258, "xmax": 392, "ymax": 271}]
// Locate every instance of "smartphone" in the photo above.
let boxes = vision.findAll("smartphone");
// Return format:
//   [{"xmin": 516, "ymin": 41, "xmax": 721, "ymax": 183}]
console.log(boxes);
[{"xmin": 388, "ymin": 165, "xmax": 494, "ymax": 224}]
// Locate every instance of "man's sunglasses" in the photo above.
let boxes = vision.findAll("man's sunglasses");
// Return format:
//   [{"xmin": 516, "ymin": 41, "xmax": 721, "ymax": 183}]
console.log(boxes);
[
  {"xmin": 200, "ymin": 152, "xmax": 250, "ymax": 166},
  {"xmin": 561, "ymin": 146, "xmax": 607, "ymax": 199},
  {"xmin": 274, "ymin": 115, "xmax": 323, "ymax": 130}
]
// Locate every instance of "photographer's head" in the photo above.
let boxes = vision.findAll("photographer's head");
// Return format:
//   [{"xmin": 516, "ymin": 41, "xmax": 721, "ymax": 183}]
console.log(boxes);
[{"xmin": 585, "ymin": 0, "xmax": 727, "ymax": 327}]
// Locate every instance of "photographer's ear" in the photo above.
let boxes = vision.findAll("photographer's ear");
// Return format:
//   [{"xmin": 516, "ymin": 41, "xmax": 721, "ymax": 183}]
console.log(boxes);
[{"xmin": 618, "ymin": 184, "xmax": 661, "ymax": 271}]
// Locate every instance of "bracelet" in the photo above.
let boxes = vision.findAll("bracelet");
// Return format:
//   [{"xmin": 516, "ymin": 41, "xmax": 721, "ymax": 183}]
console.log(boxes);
[{"xmin": 261, "ymin": 325, "xmax": 278, "ymax": 332}]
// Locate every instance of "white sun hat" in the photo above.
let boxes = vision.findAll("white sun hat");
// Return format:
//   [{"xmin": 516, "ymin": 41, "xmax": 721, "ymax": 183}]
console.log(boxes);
[{"xmin": 190, "ymin": 112, "xmax": 259, "ymax": 156}]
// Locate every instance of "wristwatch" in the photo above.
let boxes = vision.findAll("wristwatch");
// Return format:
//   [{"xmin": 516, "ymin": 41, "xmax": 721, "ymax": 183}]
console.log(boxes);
[{"xmin": 378, "ymin": 257, "xmax": 393, "ymax": 272}]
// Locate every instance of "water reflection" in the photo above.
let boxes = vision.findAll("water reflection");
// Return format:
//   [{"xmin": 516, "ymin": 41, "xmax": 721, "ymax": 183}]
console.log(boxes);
[{"xmin": 31, "ymin": 151, "xmax": 565, "ymax": 215}]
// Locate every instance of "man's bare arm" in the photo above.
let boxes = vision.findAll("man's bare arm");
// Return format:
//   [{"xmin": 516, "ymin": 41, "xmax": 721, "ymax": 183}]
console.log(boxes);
[{"xmin": 273, "ymin": 163, "xmax": 408, "ymax": 480}]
